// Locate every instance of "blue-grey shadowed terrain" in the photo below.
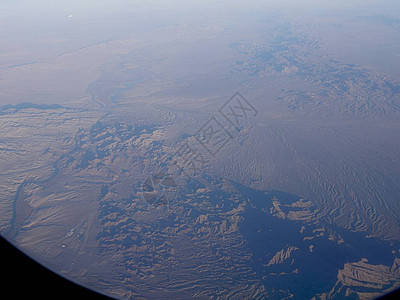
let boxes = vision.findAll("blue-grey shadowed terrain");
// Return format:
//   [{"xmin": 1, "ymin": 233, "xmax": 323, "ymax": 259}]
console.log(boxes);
[{"xmin": 235, "ymin": 183, "xmax": 399, "ymax": 299}]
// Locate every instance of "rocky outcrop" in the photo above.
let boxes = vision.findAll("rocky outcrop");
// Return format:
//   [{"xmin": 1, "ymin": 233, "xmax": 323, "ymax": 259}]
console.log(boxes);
[{"xmin": 315, "ymin": 258, "xmax": 400, "ymax": 299}]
